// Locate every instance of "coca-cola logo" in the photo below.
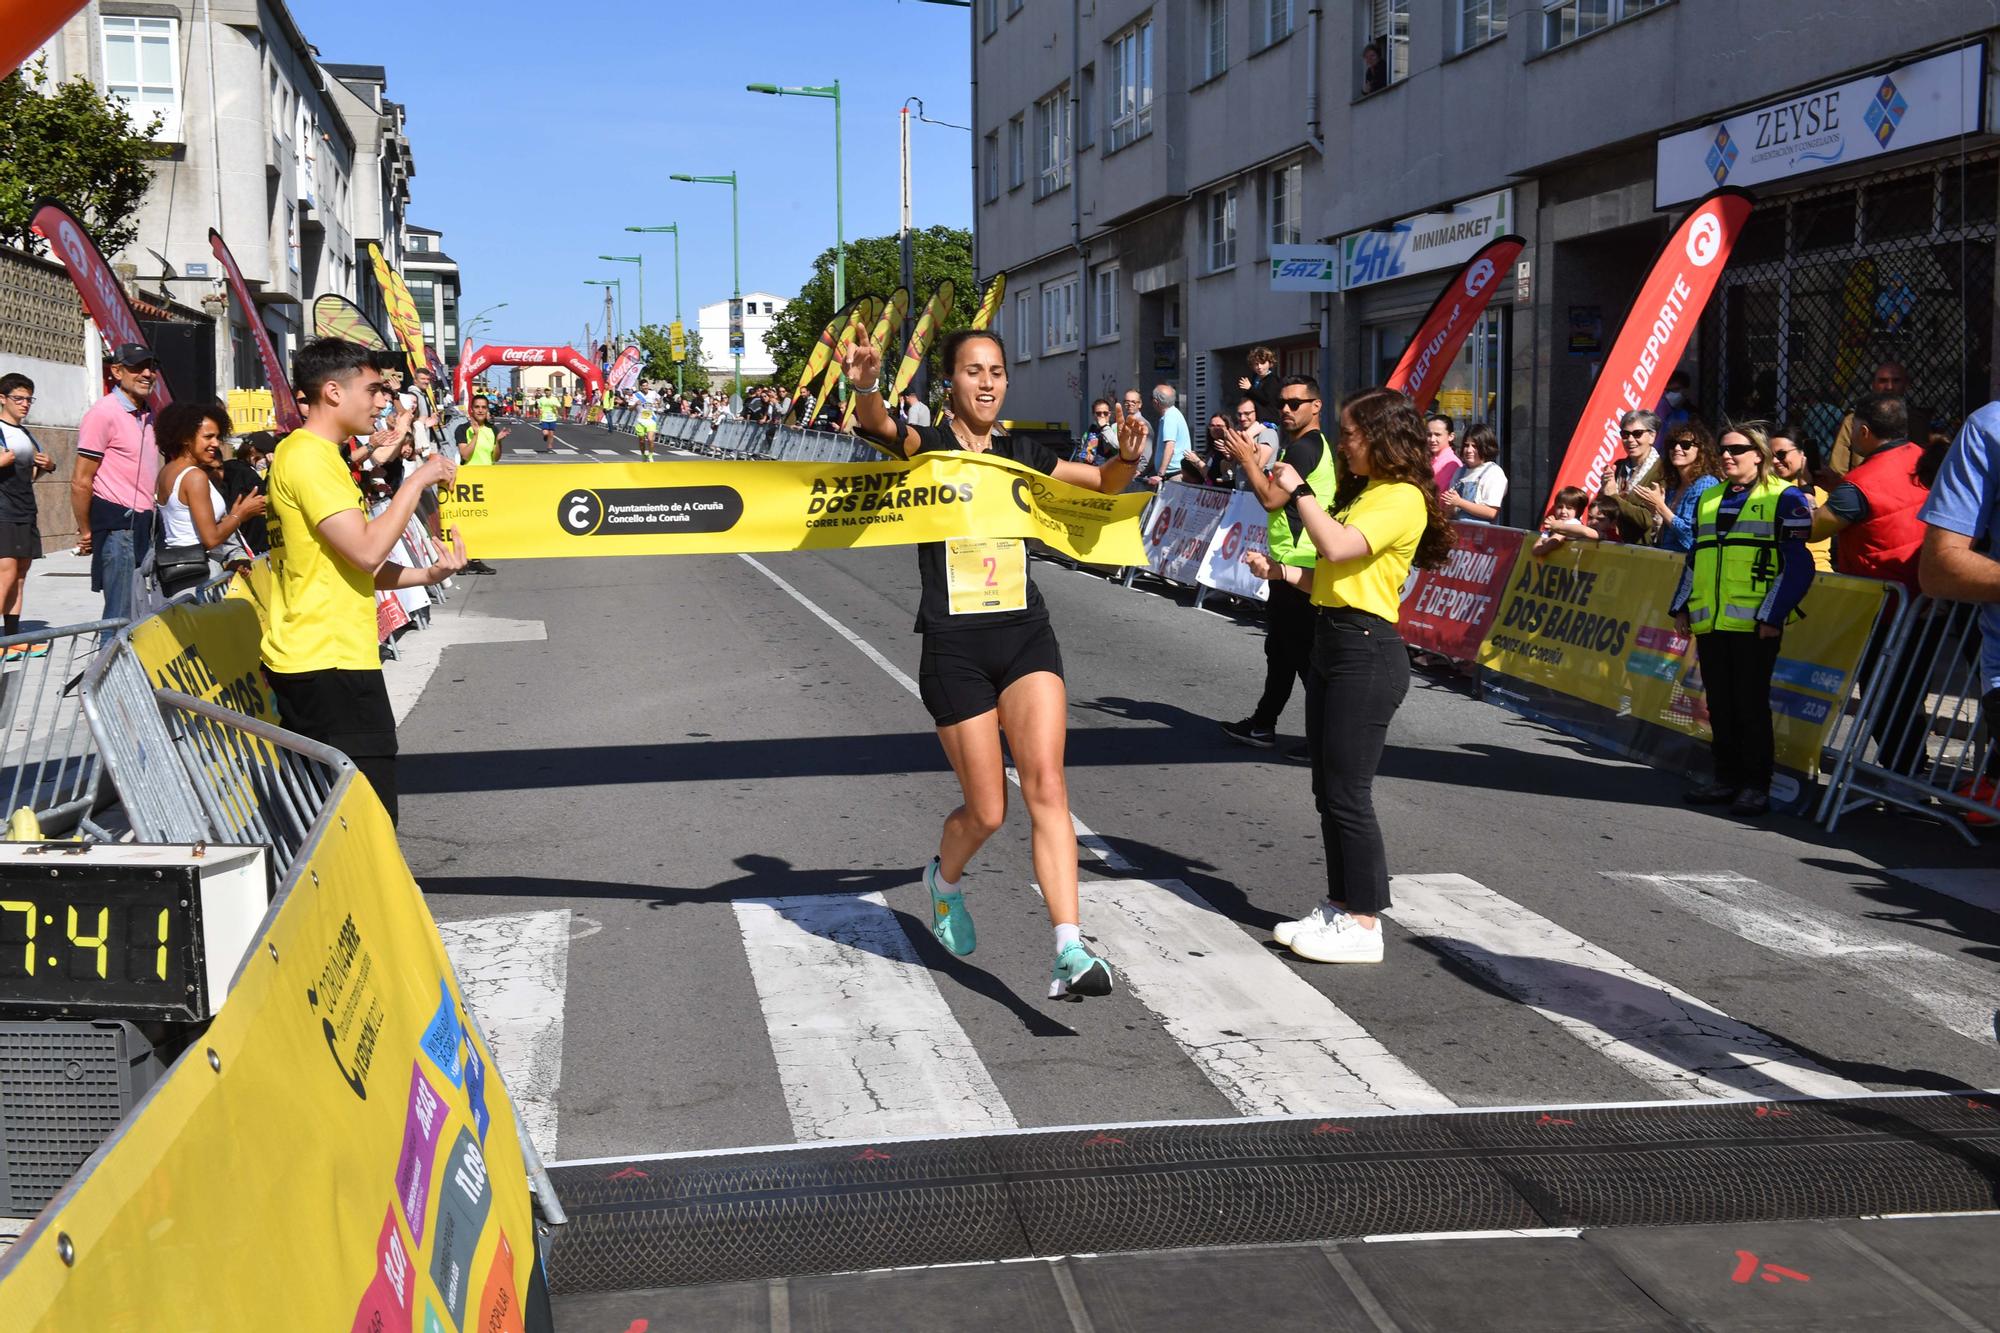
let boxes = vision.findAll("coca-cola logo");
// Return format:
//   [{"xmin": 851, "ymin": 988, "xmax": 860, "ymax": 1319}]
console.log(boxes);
[{"xmin": 499, "ymin": 348, "xmax": 550, "ymax": 364}]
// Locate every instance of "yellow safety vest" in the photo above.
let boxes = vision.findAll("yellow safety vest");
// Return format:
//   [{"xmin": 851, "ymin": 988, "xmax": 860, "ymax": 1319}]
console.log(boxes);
[
  {"xmin": 1687, "ymin": 475, "xmax": 1800, "ymax": 634},
  {"xmin": 1266, "ymin": 430, "xmax": 1340, "ymax": 569}
]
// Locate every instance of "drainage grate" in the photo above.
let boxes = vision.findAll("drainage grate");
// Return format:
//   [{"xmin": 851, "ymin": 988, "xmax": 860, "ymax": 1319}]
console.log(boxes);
[{"xmin": 546, "ymin": 1093, "xmax": 2000, "ymax": 1294}]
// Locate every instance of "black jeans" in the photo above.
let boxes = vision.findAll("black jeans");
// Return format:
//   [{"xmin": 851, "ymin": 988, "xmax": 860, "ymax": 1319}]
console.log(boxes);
[
  {"xmin": 1694, "ymin": 629, "xmax": 1781, "ymax": 793},
  {"xmin": 1250, "ymin": 579, "xmax": 1316, "ymax": 729},
  {"xmin": 1304, "ymin": 608, "xmax": 1410, "ymax": 915}
]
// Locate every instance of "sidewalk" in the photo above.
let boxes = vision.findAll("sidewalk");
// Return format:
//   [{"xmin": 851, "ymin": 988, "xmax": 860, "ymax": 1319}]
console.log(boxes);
[{"xmin": 19, "ymin": 549, "xmax": 109, "ymax": 633}]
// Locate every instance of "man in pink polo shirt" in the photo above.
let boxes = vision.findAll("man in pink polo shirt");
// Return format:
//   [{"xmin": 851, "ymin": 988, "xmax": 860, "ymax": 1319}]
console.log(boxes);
[{"xmin": 70, "ymin": 344, "xmax": 161, "ymax": 622}]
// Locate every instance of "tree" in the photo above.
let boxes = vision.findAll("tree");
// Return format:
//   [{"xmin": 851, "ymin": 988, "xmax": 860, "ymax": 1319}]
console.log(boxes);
[
  {"xmin": 633, "ymin": 321, "xmax": 711, "ymax": 394},
  {"xmin": 764, "ymin": 225, "xmax": 979, "ymax": 403},
  {"xmin": 0, "ymin": 60, "xmax": 161, "ymax": 259}
]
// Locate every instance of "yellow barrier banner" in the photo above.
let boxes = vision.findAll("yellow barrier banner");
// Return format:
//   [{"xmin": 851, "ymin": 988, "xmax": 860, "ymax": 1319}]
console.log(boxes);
[
  {"xmin": 127, "ymin": 596, "xmax": 281, "ymax": 724},
  {"xmin": 437, "ymin": 455, "xmax": 1149, "ymax": 565},
  {"xmin": 0, "ymin": 782, "xmax": 551, "ymax": 1330},
  {"xmin": 1475, "ymin": 537, "xmax": 1886, "ymax": 809}
]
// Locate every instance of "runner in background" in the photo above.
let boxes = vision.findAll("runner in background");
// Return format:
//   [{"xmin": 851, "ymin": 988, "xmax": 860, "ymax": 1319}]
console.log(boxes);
[
  {"xmin": 634, "ymin": 386, "xmax": 660, "ymax": 460},
  {"xmin": 536, "ymin": 387, "xmax": 561, "ymax": 452},
  {"xmin": 841, "ymin": 323, "xmax": 1148, "ymax": 1000}
]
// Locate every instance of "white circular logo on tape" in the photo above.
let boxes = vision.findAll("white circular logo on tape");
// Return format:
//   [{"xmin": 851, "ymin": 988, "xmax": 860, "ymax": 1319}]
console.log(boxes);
[
  {"xmin": 1685, "ymin": 213, "xmax": 1724, "ymax": 268},
  {"xmin": 1464, "ymin": 258, "xmax": 1497, "ymax": 298}
]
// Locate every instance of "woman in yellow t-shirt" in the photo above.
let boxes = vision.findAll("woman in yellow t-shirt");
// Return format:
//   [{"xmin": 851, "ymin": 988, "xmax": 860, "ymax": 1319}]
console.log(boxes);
[
  {"xmin": 1769, "ymin": 426, "xmax": 1832, "ymax": 572},
  {"xmin": 1246, "ymin": 386, "xmax": 1453, "ymax": 965}
]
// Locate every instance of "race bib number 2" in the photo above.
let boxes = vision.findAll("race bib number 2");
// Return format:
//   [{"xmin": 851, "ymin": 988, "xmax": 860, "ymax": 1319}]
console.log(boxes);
[{"xmin": 945, "ymin": 538, "xmax": 1028, "ymax": 615}]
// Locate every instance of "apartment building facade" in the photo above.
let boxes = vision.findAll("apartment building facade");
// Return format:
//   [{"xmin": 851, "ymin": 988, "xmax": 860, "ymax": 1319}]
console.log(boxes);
[{"xmin": 974, "ymin": 0, "xmax": 2000, "ymax": 520}]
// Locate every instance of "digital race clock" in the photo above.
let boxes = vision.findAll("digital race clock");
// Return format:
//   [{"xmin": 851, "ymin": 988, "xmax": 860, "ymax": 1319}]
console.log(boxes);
[{"xmin": 0, "ymin": 844, "xmax": 273, "ymax": 1023}]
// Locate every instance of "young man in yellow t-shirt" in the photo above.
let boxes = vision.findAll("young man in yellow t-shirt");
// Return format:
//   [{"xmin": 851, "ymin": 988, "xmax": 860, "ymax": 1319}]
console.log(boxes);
[{"xmin": 264, "ymin": 340, "xmax": 468, "ymax": 824}]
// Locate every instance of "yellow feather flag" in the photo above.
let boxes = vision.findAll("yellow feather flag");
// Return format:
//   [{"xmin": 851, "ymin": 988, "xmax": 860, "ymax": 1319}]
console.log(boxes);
[
  {"xmin": 790, "ymin": 297, "xmax": 862, "ymax": 421},
  {"xmin": 366, "ymin": 243, "xmax": 425, "ymax": 375},
  {"xmin": 969, "ymin": 273, "xmax": 1005, "ymax": 332},
  {"xmin": 887, "ymin": 280, "xmax": 955, "ymax": 408},
  {"xmin": 807, "ymin": 297, "xmax": 879, "ymax": 427},
  {"xmin": 842, "ymin": 287, "xmax": 910, "ymax": 433}
]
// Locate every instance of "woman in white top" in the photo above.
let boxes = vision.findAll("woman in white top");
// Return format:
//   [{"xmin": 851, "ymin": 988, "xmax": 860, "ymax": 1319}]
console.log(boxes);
[
  {"xmin": 153, "ymin": 402, "xmax": 265, "ymax": 598},
  {"xmin": 1441, "ymin": 421, "xmax": 1507, "ymax": 523}
]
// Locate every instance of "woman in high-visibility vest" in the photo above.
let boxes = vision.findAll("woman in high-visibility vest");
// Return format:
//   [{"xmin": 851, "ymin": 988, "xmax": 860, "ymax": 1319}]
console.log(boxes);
[{"xmin": 1670, "ymin": 422, "xmax": 1816, "ymax": 818}]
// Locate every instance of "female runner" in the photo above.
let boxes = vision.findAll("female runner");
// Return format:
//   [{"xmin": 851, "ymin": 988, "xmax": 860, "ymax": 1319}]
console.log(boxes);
[
  {"xmin": 842, "ymin": 323, "xmax": 1147, "ymax": 998},
  {"xmin": 1247, "ymin": 386, "xmax": 1453, "ymax": 964}
]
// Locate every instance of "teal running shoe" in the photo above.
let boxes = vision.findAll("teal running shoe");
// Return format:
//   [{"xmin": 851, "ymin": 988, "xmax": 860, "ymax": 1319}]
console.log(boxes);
[
  {"xmin": 925, "ymin": 858, "xmax": 976, "ymax": 957},
  {"xmin": 1048, "ymin": 940, "xmax": 1114, "ymax": 999}
]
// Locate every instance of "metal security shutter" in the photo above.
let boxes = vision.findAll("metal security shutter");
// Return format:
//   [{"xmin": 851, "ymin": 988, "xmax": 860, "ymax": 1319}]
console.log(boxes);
[{"xmin": 1702, "ymin": 152, "xmax": 1998, "ymax": 442}]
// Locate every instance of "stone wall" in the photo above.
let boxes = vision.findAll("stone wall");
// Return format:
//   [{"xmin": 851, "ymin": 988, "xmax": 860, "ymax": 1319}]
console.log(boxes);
[{"xmin": 0, "ymin": 245, "xmax": 90, "ymax": 553}]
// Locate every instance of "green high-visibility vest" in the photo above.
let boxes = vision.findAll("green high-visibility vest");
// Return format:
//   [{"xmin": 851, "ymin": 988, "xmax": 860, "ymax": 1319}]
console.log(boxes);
[
  {"xmin": 1687, "ymin": 475, "xmax": 1800, "ymax": 634},
  {"xmin": 1266, "ymin": 429, "xmax": 1340, "ymax": 569}
]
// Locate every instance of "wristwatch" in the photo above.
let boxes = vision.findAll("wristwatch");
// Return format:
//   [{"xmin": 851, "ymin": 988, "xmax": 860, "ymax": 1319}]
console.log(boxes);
[{"xmin": 1291, "ymin": 482, "xmax": 1315, "ymax": 501}]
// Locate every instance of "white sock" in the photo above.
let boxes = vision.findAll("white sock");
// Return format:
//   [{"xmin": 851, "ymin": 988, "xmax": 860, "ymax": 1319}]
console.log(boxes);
[
  {"xmin": 1054, "ymin": 922, "xmax": 1082, "ymax": 951},
  {"xmin": 933, "ymin": 862, "xmax": 960, "ymax": 894}
]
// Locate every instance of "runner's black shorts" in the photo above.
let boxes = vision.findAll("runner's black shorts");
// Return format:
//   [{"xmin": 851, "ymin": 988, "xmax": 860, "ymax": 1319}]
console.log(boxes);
[{"xmin": 918, "ymin": 619, "xmax": 1064, "ymax": 727}]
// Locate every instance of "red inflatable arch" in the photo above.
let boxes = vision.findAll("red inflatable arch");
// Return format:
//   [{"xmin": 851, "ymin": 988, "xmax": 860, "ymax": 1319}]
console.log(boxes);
[{"xmin": 457, "ymin": 344, "xmax": 604, "ymax": 403}]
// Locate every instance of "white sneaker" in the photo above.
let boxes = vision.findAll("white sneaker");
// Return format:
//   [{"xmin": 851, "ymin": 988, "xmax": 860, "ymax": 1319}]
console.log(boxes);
[
  {"xmin": 1272, "ymin": 902, "xmax": 1344, "ymax": 948},
  {"xmin": 1288, "ymin": 912, "xmax": 1384, "ymax": 964}
]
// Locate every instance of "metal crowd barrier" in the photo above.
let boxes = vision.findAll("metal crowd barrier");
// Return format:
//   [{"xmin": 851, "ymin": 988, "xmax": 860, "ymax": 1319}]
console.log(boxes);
[
  {"xmin": 1818, "ymin": 594, "xmax": 1997, "ymax": 844},
  {"xmin": 154, "ymin": 687, "xmax": 352, "ymax": 878},
  {"xmin": 0, "ymin": 619, "xmax": 124, "ymax": 839}
]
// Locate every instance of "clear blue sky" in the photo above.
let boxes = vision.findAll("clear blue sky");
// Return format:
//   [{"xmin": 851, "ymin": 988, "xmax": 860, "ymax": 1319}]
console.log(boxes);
[{"xmin": 294, "ymin": 0, "xmax": 974, "ymax": 352}]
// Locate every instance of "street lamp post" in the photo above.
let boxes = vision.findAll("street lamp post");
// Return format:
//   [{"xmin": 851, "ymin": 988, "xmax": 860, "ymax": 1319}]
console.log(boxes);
[
  {"xmin": 746, "ymin": 82, "xmax": 844, "ymax": 315},
  {"xmin": 670, "ymin": 172, "xmax": 742, "ymax": 407},
  {"xmin": 583, "ymin": 278, "xmax": 623, "ymax": 343},
  {"xmin": 626, "ymin": 224, "xmax": 685, "ymax": 395},
  {"xmin": 599, "ymin": 254, "xmax": 644, "ymax": 333}
]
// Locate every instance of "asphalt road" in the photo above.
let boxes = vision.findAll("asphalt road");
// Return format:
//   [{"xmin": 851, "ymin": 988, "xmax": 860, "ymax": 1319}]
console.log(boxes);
[{"xmin": 407, "ymin": 415, "xmax": 2000, "ymax": 1166}]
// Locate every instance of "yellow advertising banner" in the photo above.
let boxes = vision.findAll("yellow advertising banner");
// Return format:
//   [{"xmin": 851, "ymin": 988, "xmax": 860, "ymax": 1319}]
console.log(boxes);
[
  {"xmin": 436, "ymin": 454, "xmax": 1150, "ymax": 565},
  {"xmin": 1476, "ymin": 537, "xmax": 1886, "ymax": 804},
  {"xmin": 127, "ymin": 596, "xmax": 281, "ymax": 724},
  {"xmin": 0, "ymin": 782, "xmax": 550, "ymax": 1330}
]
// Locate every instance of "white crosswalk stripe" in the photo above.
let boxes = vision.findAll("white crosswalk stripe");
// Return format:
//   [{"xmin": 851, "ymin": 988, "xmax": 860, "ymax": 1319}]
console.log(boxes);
[
  {"xmin": 1386, "ymin": 874, "xmax": 1868, "ymax": 1101},
  {"xmin": 1083, "ymin": 877, "xmax": 1453, "ymax": 1115},
  {"xmin": 732, "ymin": 891, "xmax": 1018, "ymax": 1141},
  {"xmin": 1603, "ymin": 872, "xmax": 2000, "ymax": 1047},
  {"xmin": 437, "ymin": 909, "xmax": 572, "ymax": 1158},
  {"xmin": 1897, "ymin": 868, "xmax": 2000, "ymax": 916}
]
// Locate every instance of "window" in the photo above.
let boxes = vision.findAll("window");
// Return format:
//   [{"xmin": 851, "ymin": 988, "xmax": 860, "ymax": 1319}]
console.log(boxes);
[
  {"xmin": 1542, "ymin": 0, "xmax": 1662, "ymax": 49},
  {"xmin": 1091, "ymin": 264, "xmax": 1120, "ymax": 342},
  {"xmin": 1201, "ymin": 0, "xmax": 1228, "ymax": 79},
  {"xmin": 285, "ymin": 202, "xmax": 300, "ymax": 274},
  {"xmin": 982, "ymin": 0, "xmax": 998, "ymax": 37},
  {"xmin": 1206, "ymin": 187, "xmax": 1239, "ymax": 272},
  {"xmin": 1268, "ymin": 162, "xmax": 1302, "ymax": 247},
  {"xmin": 1457, "ymin": 0, "xmax": 1507, "ymax": 49},
  {"xmin": 983, "ymin": 132, "xmax": 1000, "ymax": 203},
  {"xmin": 101, "ymin": 15, "xmax": 180, "ymax": 140},
  {"xmin": 1014, "ymin": 291, "xmax": 1034, "ymax": 360},
  {"xmin": 1041, "ymin": 275, "xmax": 1079, "ymax": 354},
  {"xmin": 1262, "ymin": 0, "xmax": 1292, "ymax": 46},
  {"xmin": 1107, "ymin": 19, "xmax": 1153, "ymax": 151},
  {"xmin": 1008, "ymin": 114, "xmax": 1025, "ymax": 190},
  {"xmin": 1035, "ymin": 87, "xmax": 1072, "ymax": 198},
  {"xmin": 1364, "ymin": 0, "xmax": 1410, "ymax": 89},
  {"xmin": 1079, "ymin": 64, "xmax": 1095, "ymax": 146}
]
